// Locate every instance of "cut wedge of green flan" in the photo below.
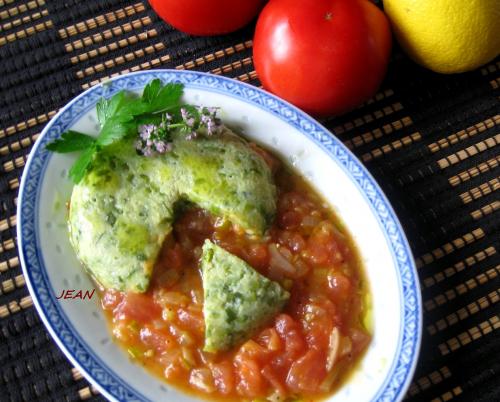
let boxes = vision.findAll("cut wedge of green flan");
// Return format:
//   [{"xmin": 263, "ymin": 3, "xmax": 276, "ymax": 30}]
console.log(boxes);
[
  {"xmin": 68, "ymin": 129, "xmax": 277, "ymax": 292},
  {"xmin": 201, "ymin": 240, "xmax": 290, "ymax": 353}
]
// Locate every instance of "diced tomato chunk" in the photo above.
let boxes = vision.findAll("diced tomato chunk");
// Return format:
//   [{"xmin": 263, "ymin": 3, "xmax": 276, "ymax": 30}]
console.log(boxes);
[
  {"xmin": 236, "ymin": 358, "xmax": 265, "ymax": 398},
  {"xmin": 275, "ymin": 314, "xmax": 300, "ymax": 337},
  {"xmin": 161, "ymin": 349, "xmax": 189, "ymax": 380},
  {"xmin": 289, "ymin": 233, "xmax": 306, "ymax": 252},
  {"xmin": 350, "ymin": 328, "xmax": 371, "ymax": 355},
  {"xmin": 305, "ymin": 243, "xmax": 330, "ymax": 265},
  {"xmin": 235, "ymin": 340, "xmax": 273, "ymax": 364},
  {"xmin": 306, "ymin": 222, "xmax": 344, "ymax": 266},
  {"xmin": 261, "ymin": 364, "xmax": 286, "ymax": 396},
  {"xmin": 247, "ymin": 243, "xmax": 270, "ymax": 270},
  {"xmin": 189, "ymin": 368, "xmax": 216, "ymax": 393},
  {"xmin": 115, "ymin": 292, "xmax": 162, "ymax": 323},
  {"xmin": 327, "ymin": 272, "xmax": 352, "ymax": 303},
  {"xmin": 257, "ymin": 328, "xmax": 282, "ymax": 351},
  {"xmin": 210, "ymin": 361, "xmax": 235, "ymax": 395},
  {"xmin": 284, "ymin": 329, "xmax": 307, "ymax": 361},
  {"xmin": 140, "ymin": 326, "xmax": 175, "ymax": 352},
  {"xmin": 278, "ymin": 191, "xmax": 307, "ymax": 210},
  {"xmin": 178, "ymin": 307, "xmax": 204, "ymax": 334},
  {"xmin": 274, "ymin": 314, "xmax": 307, "ymax": 362},
  {"xmin": 154, "ymin": 289, "xmax": 191, "ymax": 308},
  {"xmin": 301, "ymin": 296, "xmax": 337, "ymax": 327},
  {"xmin": 279, "ymin": 210, "xmax": 303, "ymax": 230},
  {"xmin": 278, "ymin": 231, "xmax": 307, "ymax": 253},
  {"xmin": 286, "ymin": 349, "xmax": 327, "ymax": 393}
]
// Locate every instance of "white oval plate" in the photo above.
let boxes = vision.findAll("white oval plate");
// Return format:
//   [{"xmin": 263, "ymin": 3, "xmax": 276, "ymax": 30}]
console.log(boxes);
[{"xmin": 18, "ymin": 70, "xmax": 421, "ymax": 402}]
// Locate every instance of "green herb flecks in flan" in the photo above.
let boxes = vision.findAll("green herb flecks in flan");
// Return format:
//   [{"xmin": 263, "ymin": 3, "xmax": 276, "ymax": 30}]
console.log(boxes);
[
  {"xmin": 68, "ymin": 129, "xmax": 276, "ymax": 292},
  {"xmin": 201, "ymin": 240, "xmax": 289, "ymax": 353}
]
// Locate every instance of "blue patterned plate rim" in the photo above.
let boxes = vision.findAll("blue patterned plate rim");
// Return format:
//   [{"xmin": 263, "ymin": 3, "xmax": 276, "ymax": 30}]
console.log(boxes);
[{"xmin": 17, "ymin": 69, "xmax": 422, "ymax": 402}]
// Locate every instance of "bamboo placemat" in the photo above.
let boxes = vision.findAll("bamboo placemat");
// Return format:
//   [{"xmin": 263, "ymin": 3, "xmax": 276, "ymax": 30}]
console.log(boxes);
[{"xmin": 0, "ymin": 1, "xmax": 498, "ymax": 401}]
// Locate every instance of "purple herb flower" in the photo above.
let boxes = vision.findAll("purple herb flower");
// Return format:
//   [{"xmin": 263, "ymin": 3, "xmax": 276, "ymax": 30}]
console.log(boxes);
[
  {"xmin": 142, "ymin": 146, "xmax": 153, "ymax": 157},
  {"xmin": 135, "ymin": 106, "xmax": 223, "ymax": 156},
  {"xmin": 139, "ymin": 124, "xmax": 155, "ymax": 140},
  {"xmin": 200, "ymin": 114, "xmax": 211, "ymax": 125},
  {"xmin": 181, "ymin": 108, "xmax": 196, "ymax": 128},
  {"xmin": 136, "ymin": 120, "xmax": 174, "ymax": 157},
  {"xmin": 154, "ymin": 140, "xmax": 165, "ymax": 153},
  {"xmin": 206, "ymin": 120, "xmax": 216, "ymax": 135},
  {"xmin": 198, "ymin": 106, "xmax": 223, "ymax": 136}
]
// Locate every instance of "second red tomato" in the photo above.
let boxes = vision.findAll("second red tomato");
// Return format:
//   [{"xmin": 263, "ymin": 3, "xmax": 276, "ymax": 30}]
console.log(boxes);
[
  {"xmin": 253, "ymin": 0, "xmax": 392, "ymax": 116},
  {"xmin": 149, "ymin": 0, "xmax": 265, "ymax": 36}
]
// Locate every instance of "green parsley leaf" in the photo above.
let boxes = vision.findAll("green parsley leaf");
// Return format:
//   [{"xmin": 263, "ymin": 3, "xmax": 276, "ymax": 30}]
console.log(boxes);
[
  {"xmin": 98, "ymin": 81, "xmax": 183, "ymax": 126},
  {"xmin": 45, "ymin": 130, "xmax": 96, "ymax": 153},
  {"xmin": 46, "ymin": 79, "xmax": 186, "ymax": 183},
  {"xmin": 141, "ymin": 78, "xmax": 162, "ymax": 104},
  {"xmin": 96, "ymin": 91, "xmax": 129, "ymax": 127},
  {"xmin": 69, "ymin": 146, "xmax": 96, "ymax": 183},
  {"xmin": 117, "ymin": 100, "xmax": 150, "ymax": 121},
  {"xmin": 96, "ymin": 118, "xmax": 136, "ymax": 146},
  {"xmin": 96, "ymin": 98, "xmax": 109, "ymax": 127},
  {"xmin": 149, "ymin": 83, "xmax": 184, "ymax": 112}
]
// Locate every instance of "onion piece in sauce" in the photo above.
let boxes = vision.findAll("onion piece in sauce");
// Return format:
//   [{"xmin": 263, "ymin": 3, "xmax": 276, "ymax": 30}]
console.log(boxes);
[{"xmin": 326, "ymin": 327, "xmax": 340, "ymax": 372}]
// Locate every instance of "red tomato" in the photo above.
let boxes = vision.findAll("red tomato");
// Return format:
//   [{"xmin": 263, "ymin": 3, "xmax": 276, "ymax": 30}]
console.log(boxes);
[
  {"xmin": 148, "ymin": 0, "xmax": 265, "ymax": 36},
  {"xmin": 253, "ymin": 0, "xmax": 392, "ymax": 116}
]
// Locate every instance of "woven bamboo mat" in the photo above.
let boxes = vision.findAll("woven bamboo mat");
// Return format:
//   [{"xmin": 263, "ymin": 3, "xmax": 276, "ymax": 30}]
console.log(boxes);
[{"xmin": 0, "ymin": 0, "xmax": 498, "ymax": 401}]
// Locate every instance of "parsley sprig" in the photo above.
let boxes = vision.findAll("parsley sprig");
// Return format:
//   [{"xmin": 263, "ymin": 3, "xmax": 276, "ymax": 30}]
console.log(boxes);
[{"xmin": 46, "ymin": 79, "xmax": 184, "ymax": 183}]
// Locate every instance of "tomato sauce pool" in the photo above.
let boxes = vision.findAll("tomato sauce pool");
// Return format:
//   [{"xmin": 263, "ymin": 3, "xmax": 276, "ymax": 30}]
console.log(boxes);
[{"xmin": 100, "ymin": 145, "xmax": 371, "ymax": 401}]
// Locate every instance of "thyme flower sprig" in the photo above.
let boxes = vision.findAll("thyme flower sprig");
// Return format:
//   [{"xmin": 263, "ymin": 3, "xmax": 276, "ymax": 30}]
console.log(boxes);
[{"xmin": 135, "ymin": 106, "xmax": 224, "ymax": 157}]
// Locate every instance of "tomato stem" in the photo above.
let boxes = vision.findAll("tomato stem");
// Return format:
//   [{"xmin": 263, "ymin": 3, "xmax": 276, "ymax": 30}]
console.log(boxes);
[{"xmin": 325, "ymin": 12, "xmax": 333, "ymax": 21}]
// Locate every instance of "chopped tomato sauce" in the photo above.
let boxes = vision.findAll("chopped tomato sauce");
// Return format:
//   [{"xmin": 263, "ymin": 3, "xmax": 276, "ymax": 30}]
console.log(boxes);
[{"xmin": 101, "ymin": 154, "xmax": 371, "ymax": 401}]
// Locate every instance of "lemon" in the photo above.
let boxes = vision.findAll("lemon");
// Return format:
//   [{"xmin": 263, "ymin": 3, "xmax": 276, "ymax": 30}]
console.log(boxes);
[{"xmin": 383, "ymin": 0, "xmax": 500, "ymax": 73}]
